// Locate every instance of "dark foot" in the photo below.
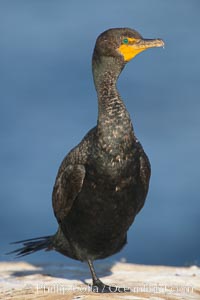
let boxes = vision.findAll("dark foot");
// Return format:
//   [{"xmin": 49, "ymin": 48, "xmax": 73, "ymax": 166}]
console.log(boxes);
[{"xmin": 90, "ymin": 279, "xmax": 130, "ymax": 293}]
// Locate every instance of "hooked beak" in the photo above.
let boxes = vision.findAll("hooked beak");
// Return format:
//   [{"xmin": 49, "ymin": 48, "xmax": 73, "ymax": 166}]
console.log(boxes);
[
  {"xmin": 134, "ymin": 38, "xmax": 165, "ymax": 50},
  {"xmin": 118, "ymin": 37, "xmax": 165, "ymax": 62}
]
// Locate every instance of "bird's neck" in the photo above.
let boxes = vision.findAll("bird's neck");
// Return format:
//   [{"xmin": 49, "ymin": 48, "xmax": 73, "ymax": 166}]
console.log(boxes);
[{"xmin": 92, "ymin": 56, "xmax": 134, "ymax": 140}]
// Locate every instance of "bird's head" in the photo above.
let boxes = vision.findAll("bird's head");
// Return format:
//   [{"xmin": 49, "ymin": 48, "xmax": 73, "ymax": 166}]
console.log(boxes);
[{"xmin": 93, "ymin": 28, "xmax": 164, "ymax": 64}]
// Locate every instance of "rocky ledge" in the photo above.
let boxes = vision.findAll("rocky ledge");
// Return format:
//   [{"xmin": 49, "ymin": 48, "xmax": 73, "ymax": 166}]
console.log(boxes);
[{"xmin": 0, "ymin": 261, "xmax": 199, "ymax": 300}]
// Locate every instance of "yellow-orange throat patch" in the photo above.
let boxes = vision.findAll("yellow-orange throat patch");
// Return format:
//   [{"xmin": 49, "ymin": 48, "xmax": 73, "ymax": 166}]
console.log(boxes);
[{"xmin": 118, "ymin": 44, "xmax": 146, "ymax": 62}]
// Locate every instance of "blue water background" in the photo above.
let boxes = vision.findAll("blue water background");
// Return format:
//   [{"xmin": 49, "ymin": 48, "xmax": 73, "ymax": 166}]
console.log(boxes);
[{"xmin": 1, "ymin": 0, "xmax": 200, "ymax": 266}]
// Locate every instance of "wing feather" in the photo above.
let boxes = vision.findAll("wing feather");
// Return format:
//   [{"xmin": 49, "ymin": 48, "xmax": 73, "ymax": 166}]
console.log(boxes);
[{"xmin": 52, "ymin": 164, "xmax": 85, "ymax": 222}]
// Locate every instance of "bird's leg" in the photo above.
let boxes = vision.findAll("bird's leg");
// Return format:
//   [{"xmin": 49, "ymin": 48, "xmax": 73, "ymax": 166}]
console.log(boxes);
[{"xmin": 87, "ymin": 259, "xmax": 130, "ymax": 293}]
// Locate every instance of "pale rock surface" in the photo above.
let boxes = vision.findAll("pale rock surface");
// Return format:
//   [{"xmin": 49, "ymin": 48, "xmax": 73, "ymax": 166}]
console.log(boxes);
[{"xmin": 0, "ymin": 261, "xmax": 199, "ymax": 300}]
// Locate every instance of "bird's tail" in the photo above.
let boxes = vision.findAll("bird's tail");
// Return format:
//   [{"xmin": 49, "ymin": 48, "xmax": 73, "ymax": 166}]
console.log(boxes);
[{"xmin": 8, "ymin": 235, "xmax": 54, "ymax": 258}]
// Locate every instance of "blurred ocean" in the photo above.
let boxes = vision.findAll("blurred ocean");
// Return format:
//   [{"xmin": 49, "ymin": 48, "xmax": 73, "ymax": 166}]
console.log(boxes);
[{"xmin": 1, "ymin": 0, "xmax": 200, "ymax": 266}]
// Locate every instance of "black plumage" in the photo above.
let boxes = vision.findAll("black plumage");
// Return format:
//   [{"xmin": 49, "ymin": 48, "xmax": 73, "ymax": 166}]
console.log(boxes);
[{"xmin": 10, "ymin": 28, "xmax": 164, "ymax": 293}]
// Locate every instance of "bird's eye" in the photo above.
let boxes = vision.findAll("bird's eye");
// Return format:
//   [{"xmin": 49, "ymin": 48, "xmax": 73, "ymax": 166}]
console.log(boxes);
[{"xmin": 123, "ymin": 38, "xmax": 129, "ymax": 44}]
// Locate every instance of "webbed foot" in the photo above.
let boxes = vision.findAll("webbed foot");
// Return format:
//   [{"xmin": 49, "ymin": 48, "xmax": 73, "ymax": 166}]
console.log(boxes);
[{"xmin": 91, "ymin": 279, "xmax": 130, "ymax": 293}]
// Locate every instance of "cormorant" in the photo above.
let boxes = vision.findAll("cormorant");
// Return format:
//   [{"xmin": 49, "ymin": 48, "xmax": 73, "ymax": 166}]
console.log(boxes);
[{"xmin": 10, "ymin": 28, "xmax": 164, "ymax": 293}]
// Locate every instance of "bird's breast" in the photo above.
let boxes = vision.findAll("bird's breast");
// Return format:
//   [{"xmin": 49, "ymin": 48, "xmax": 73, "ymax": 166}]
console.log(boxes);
[
  {"xmin": 84, "ymin": 149, "xmax": 140, "ymax": 197},
  {"xmin": 89, "ymin": 138, "xmax": 139, "ymax": 179}
]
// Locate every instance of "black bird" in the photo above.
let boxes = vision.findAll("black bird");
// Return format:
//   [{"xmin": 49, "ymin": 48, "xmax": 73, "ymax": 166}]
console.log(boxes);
[{"xmin": 10, "ymin": 28, "xmax": 164, "ymax": 293}]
